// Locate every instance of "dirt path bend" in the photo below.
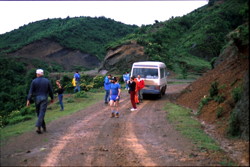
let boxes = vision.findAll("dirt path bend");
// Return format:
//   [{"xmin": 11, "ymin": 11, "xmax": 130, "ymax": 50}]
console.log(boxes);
[{"xmin": 1, "ymin": 84, "xmax": 230, "ymax": 166}]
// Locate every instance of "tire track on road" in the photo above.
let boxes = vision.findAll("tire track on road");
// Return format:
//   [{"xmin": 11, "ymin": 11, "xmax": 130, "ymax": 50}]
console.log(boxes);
[{"xmin": 40, "ymin": 96, "xmax": 131, "ymax": 166}]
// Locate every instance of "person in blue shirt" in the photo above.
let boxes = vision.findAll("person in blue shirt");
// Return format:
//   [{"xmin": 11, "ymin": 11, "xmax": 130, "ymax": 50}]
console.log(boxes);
[
  {"xmin": 123, "ymin": 72, "xmax": 130, "ymax": 90},
  {"xmin": 109, "ymin": 77, "xmax": 121, "ymax": 118},
  {"xmin": 74, "ymin": 71, "xmax": 81, "ymax": 93},
  {"xmin": 26, "ymin": 69, "xmax": 54, "ymax": 134},
  {"xmin": 104, "ymin": 74, "xmax": 112, "ymax": 104}
]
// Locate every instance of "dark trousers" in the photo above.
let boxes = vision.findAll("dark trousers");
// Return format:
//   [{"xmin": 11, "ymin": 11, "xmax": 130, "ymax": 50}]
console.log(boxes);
[
  {"xmin": 58, "ymin": 94, "xmax": 64, "ymax": 110},
  {"xmin": 130, "ymin": 91, "xmax": 137, "ymax": 109},
  {"xmin": 74, "ymin": 81, "xmax": 81, "ymax": 92},
  {"xmin": 138, "ymin": 89, "xmax": 143, "ymax": 102},
  {"xmin": 35, "ymin": 99, "xmax": 48, "ymax": 128},
  {"xmin": 104, "ymin": 90, "xmax": 110, "ymax": 103}
]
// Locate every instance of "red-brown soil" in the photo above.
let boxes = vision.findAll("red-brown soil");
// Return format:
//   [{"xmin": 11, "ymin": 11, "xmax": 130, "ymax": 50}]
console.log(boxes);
[
  {"xmin": 176, "ymin": 47, "xmax": 249, "ymax": 166},
  {"xmin": 0, "ymin": 83, "xmax": 239, "ymax": 166}
]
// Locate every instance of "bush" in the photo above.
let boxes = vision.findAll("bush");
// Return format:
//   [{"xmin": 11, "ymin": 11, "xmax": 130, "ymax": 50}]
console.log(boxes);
[
  {"xmin": 209, "ymin": 81, "xmax": 219, "ymax": 97},
  {"xmin": 214, "ymin": 94, "xmax": 225, "ymax": 104},
  {"xmin": 227, "ymin": 108, "xmax": 241, "ymax": 137},
  {"xmin": 7, "ymin": 115, "xmax": 33, "ymax": 125},
  {"xmin": 231, "ymin": 86, "xmax": 243, "ymax": 103},
  {"xmin": 198, "ymin": 96, "xmax": 213, "ymax": 114},
  {"xmin": 74, "ymin": 91, "xmax": 88, "ymax": 98},
  {"xmin": 93, "ymin": 75, "xmax": 105, "ymax": 88},
  {"xmin": 20, "ymin": 106, "xmax": 35, "ymax": 116},
  {"xmin": 66, "ymin": 98, "xmax": 75, "ymax": 103},
  {"xmin": 216, "ymin": 106, "xmax": 224, "ymax": 118}
]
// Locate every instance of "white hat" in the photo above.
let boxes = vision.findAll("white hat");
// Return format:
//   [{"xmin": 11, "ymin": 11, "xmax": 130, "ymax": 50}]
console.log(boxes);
[{"xmin": 36, "ymin": 69, "xmax": 44, "ymax": 75}]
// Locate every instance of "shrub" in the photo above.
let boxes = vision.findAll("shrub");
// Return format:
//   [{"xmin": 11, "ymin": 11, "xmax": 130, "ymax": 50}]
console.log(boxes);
[
  {"xmin": 231, "ymin": 86, "xmax": 243, "ymax": 103},
  {"xmin": 66, "ymin": 98, "xmax": 75, "ymax": 103},
  {"xmin": 20, "ymin": 106, "xmax": 35, "ymax": 116},
  {"xmin": 209, "ymin": 81, "xmax": 219, "ymax": 97},
  {"xmin": 74, "ymin": 91, "xmax": 88, "ymax": 98},
  {"xmin": 214, "ymin": 94, "xmax": 225, "ymax": 104},
  {"xmin": 198, "ymin": 96, "xmax": 213, "ymax": 114},
  {"xmin": 7, "ymin": 115, "xmax": 33, "ymax": 125},
  {"xmin": 93, "ymin": 75, "xmax": 105, "ymax": 88},
  {"xmin": 227, "ymin": 108, "xmax": 240, "ymax": 137},
  {"xmin": 216, "ymin": 106, "xmax": 224, "ymax": 118}
]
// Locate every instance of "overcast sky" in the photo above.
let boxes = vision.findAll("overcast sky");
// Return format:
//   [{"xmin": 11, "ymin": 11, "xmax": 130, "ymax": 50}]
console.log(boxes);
[{"xmin": 0, "ymin": 1, "xmax": 208, "ymax": 35}]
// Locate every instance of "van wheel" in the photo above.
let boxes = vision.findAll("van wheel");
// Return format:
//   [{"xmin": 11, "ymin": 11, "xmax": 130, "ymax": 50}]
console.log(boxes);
[{"xmin": 162, "ymin": 86, "xmax": 166, "ymax": 95}]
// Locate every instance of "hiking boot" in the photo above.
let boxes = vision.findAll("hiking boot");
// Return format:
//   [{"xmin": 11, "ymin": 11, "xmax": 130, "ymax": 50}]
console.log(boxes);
[
  {"xmin": 36, "ymin": 127, "xmax": 42, "ymax": 134},
  {"xmin": 115, "ymin": 113, "xmax": 119, "ymax": 118},
  {"xmin": 110, "ymin": 113, "xmax": 115, "ymax": 118},
  {"xmin": 42, "ymin": 126, "xmax": 47, "ymax": 132}
]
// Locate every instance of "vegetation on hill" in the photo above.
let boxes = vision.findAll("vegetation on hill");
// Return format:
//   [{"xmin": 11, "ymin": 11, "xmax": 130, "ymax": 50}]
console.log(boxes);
[
  {"xmin": 0, "ymin": 16, "xmax": 138, "ymax": 59},
  {"xmin": 0, "ymin": 0, "xmax": 248, "ymax": 129},
  {"xmin": 107, "ymin": 0, "xmax": 248, "ymax": 74},
  {"xmin": 0, "ymin": 16, "xmax": 137, "ymax": 125}
]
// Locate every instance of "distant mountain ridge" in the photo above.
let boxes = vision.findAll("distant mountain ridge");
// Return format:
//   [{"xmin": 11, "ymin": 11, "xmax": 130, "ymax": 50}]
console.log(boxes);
[{"xmin": 0, "ymin": 16, "xmax": 138, "ymax": 57}]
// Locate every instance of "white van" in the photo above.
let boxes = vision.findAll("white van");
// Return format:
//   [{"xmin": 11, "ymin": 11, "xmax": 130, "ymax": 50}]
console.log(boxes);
[{"xmin": 130, "ymin": 61, "xmax": 168, "ymax": 98}]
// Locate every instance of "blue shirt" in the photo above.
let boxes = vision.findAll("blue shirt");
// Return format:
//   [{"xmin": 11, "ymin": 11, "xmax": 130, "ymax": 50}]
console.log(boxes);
[
  {"xmin": 104, "ymin": 76, "xmax": 111, "ymax": 90},
  {"xmin": 74, "ymin": 73, "xmax": 80, "ymax": 81},
  {"xmin": 110, "ymin": 83, "xmax": 121, "ymax": 95},
  {"xmin": 123, "ymin": 73, "xmax": 130, "ymax": 81}
]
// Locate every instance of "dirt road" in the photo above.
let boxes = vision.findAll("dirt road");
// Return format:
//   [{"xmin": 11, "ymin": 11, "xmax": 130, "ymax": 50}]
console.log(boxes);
[{"xmin": 1, "ymin": 84, "xmax": 231, "ymax": 166}]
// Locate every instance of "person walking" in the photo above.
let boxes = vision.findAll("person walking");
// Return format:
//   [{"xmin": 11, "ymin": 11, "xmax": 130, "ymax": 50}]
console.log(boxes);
[
  {"xmin": 136, "ymin": 75, "xmax": 145, "ymax": 103},
  {"xmin": 128, "ymin": 76, "xmax": 137, "ymax": 111},
  {"xmin": 109, "ymin": 77, "xmax": 121, "ymax": 118},
  {"xmin": 123, "ymin": 72, "xmax": 130, "ymax": 90},
  {"xmin": 26, "ymin": 69, "xmax": 54, "ymax": 134},
  {"xmin": 74, "ymin": 71, "xmax": 81, "ymax": 93},
  {"xmin": 104, "ymin": 74, "xmax": 112, "ymax": 104},
  {"xmin": 55, "ymin": 80, "xmax": 64, "ymax": 111}
]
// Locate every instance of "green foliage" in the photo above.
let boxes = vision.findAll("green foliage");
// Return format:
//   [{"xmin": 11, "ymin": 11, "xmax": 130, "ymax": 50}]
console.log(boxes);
[
  {"xmin": 231, "ymin": 86, "xmax": 243, "ymax": 103},
  {"xmin": 227, "ymin": 108, "xmax": 241, "ymax": 137},
  {"xmin": 1, "ymin": 91, "xmax": 104, "ymax": 142},
  {"xmin": 108, "ymin": 0, "xmax": 248, "ymax": 75},
  {"xmin": 216, "ymin": 106, "xmax": 224, "ymax": 118},
  {"xmin": 209, "ymin": 81, "xmax": 219, "ymax": 97},
  {"xmin": 2, "ymin": 105, "xmax": 36, "ymax": 126},
  {"xmin": 198, "ymin": 82, "xmax": 227, "ymax": 114},
  {"xmin": 66, "ymin": 98, "xmax": 75, "ymax": 103},
  {"xmin": 74, "ymin": 91, "xmax": 88, "ymax": 98},
  {"xmin": 165, "ymin": 103, "xmax": 220, "ymax": 151},
  {"xmin": 198, "ymin": 96, "xmax": 213, "ymax": 114},
  {"xmin": 0, "ymin": 16, "xmax": 138, "ymax": 60},
  {"xmin": 214, "ymin": 94, "xmax": 226, "ymax": 104},
  {"xmin": 0, "ymin": 57, "xmax": 28, "ymax": 115},
  {"xmin": 93, "ymin": 75, "xmax": 105, "ymax": 88}
]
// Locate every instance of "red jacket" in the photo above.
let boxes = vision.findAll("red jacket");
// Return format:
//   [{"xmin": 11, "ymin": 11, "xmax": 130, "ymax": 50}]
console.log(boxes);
[{"xmin": 136, "ymin": 78, "xmax": 145, "ymax": 90}]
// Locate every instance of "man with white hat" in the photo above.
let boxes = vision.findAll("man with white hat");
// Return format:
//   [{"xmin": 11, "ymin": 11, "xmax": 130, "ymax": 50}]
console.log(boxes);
[{"xmin": 26, "ymin": 69, "xmax": 54, "ymax": 134}]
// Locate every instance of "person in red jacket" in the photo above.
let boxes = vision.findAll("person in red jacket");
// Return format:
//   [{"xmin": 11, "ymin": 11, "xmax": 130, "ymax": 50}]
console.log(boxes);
[
  {"xmin": 136, "ymin": 75, "xmax": 145, "ymax": 103},
  {"xmin": 128, "ymin": 76, "xmax": 137, "ymax": 111}
]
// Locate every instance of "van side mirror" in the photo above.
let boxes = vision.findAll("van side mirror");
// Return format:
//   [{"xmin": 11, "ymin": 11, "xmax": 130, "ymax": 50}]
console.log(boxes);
[{"xmin": 166, "ymin": 72, "xmax": 170, "ymax": 76}]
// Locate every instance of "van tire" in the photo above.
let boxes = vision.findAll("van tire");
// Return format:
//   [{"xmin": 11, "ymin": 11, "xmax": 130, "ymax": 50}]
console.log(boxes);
[{"xmin": 162, "ymin": 85, "xmax": 166, "ymax": 95}]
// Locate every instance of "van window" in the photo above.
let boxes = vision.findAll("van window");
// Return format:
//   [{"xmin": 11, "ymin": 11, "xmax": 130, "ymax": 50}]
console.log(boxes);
[
  {"xmin": 132, "ymin": 68, "xmax": 158, "ymax": 79},
  {"xmin": 160, "ymin": 68, "xmax": 165, "ymax": 78}
]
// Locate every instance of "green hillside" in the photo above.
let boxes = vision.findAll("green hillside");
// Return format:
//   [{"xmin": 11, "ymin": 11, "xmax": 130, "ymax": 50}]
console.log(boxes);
[
  {"xmin": 0, "ymin": 0, "xmax": 248, "ymax": 126},
  {"xmin": 0, "ymin": 16, "xmax": 138, "ymax": 59},
  {"xmin": 107, "ymin": 0, "xmax": 248, "ymax": 74}
]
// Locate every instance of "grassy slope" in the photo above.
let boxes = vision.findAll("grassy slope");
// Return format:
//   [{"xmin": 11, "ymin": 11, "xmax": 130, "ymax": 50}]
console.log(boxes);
[{"xmin": 0, "ymin": 92, "xmax": 104, "ymax": 145}]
